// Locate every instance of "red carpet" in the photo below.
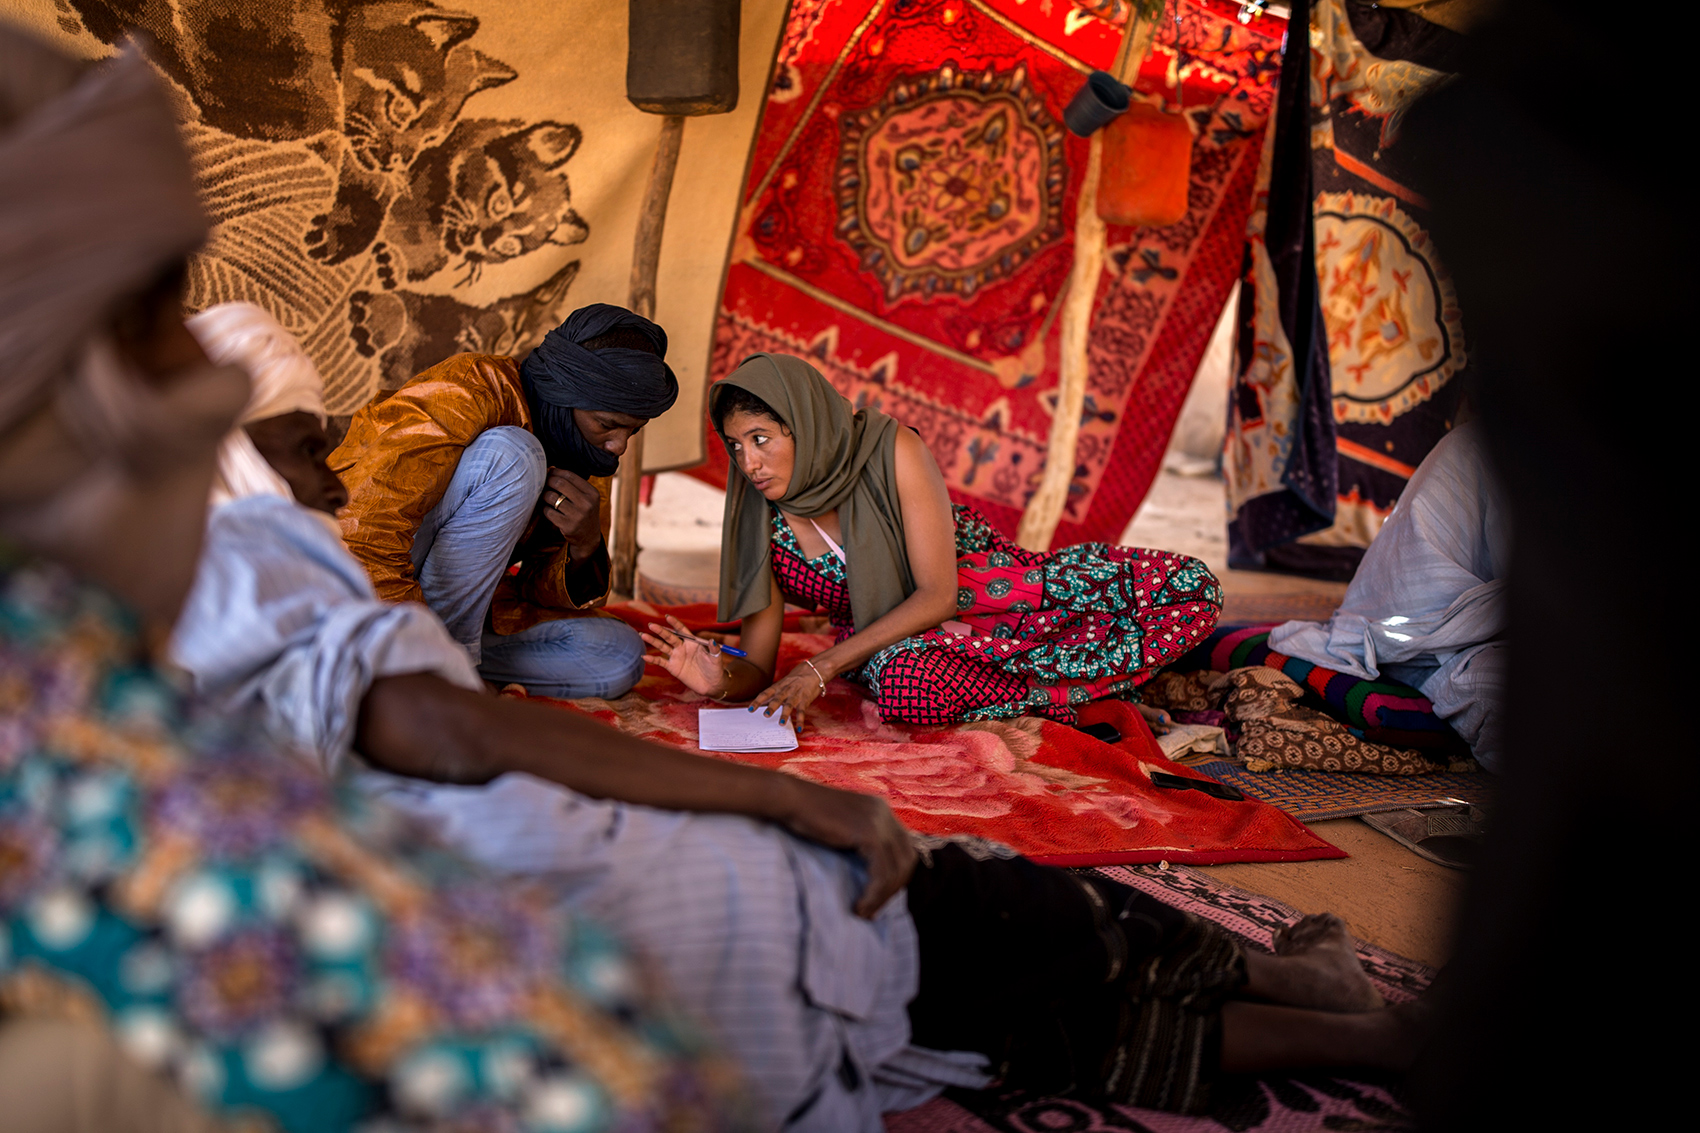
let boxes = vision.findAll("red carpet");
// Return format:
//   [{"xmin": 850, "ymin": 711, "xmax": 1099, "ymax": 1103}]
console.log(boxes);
[
  {"xmin": 548, "ymin": 603, "xmax": 1342, "ymax": 866},
  {"xmin": 691, "ymin": 0, "xmax": 1286, "ymax": 546}
]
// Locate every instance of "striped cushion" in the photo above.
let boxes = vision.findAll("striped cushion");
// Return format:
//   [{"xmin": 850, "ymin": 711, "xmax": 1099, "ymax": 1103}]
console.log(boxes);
[{"xmin": 1171, "ymin": 625, "xmax": 1463, "ymax": 753}]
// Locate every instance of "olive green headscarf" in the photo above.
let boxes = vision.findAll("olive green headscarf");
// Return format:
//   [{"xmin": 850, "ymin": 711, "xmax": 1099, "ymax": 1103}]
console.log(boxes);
[{"xmin": 713, "ymin": 353, "xmax": 911, "ymax": 632}]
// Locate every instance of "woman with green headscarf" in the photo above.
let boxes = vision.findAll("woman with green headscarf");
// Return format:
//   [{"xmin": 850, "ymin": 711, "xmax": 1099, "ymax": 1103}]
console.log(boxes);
[{"xmin": 643, "ymin": 353, "xmax": 1224, "ymax": 729}]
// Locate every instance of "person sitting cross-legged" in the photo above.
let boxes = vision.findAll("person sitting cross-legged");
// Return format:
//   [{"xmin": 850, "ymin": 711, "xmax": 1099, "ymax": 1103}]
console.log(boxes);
[
  {"xmin": 329, "ymin": 303, "xmax": 675, "ymax": 698},
  {"xmin": 172, "ymin": 327, "xmax": 1439, "ymax": 1130}
]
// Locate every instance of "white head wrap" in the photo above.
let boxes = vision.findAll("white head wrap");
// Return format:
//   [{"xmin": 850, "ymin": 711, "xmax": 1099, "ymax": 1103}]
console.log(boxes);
[{"xmin": 187, "ymin": 302, "xmax": 328, "ymax": 507}]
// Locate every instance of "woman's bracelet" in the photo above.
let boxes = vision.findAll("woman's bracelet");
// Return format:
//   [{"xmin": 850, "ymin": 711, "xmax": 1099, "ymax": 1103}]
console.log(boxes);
[
  {"xmin": 710, "ymin": 662, "xmax": 735, "ymax": 703},
  {"xmin": 802, "ymin": 658, "xmax": 827, "ymax": 696}
]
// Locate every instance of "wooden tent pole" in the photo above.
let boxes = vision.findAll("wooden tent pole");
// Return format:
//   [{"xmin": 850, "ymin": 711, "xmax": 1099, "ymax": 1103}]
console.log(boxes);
[
  {"xmin": 1015, "ymin": 16, "xmax": 1158, "ymax": 552},
  {"xmin": 1017, "ymin": 133, "xmax": 1104, "ymax": 551},
  {"xmin": 612, "ymin": 113, "xmax": 685, "ymax": 599}
]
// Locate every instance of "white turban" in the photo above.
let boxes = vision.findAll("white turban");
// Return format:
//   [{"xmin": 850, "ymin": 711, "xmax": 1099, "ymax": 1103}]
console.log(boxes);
[{"xmin": 187, "ymin": 302, "xmax": 327, "ymax": 507}]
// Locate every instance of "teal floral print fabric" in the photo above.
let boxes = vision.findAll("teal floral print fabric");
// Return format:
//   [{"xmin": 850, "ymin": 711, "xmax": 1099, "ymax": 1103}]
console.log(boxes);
[
  {"xmin": 768, "ymin": 506, "xmax": 1222, "ymax": 725},
  {"xmin": 0, "ymin": 555, "xmax": 748, "ymax": 1133}
]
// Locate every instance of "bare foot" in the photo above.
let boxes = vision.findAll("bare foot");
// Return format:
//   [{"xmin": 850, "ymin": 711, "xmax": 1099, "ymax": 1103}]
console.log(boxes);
[
  {"xmin": 1346, "ymin": 996, "xmax": 1438, "ymax": 1072},
  {"xmin": 1378, "ymin": 996, "xmax": 1437, "ymax": 1070},
  {"xmin": 1244, "ymin": 914, "xmax": 1385, "ymax": 1012}
]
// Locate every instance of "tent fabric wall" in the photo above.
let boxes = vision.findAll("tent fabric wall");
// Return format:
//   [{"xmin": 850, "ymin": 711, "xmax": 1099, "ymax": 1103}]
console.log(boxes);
[
  {"xmin": 0, "ymin": 0, "xmax": 789, "ymax": 473},
  {"xmin": 692, "ymin": 0, "xmax": 1286, "ymax": 547},
  {"xmin": 1227, "ymin": 0, "xmax": 1470, "ymax": 571}
]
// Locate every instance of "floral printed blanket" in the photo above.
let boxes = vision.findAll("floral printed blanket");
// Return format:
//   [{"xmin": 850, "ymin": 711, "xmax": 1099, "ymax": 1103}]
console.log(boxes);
[{"xmin": 546, "ymin": 603, "xmax": 1342, "ymax": 866}]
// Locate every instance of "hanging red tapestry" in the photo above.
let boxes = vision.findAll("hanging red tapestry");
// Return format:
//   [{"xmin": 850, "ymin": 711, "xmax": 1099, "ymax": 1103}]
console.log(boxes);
[{"xmin": 693, "ymin": 0, "xmax": 1286, "ymax": 546}]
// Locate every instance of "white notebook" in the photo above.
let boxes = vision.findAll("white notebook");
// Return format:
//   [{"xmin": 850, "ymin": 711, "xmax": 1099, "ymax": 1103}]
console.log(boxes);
[{"xmin": 698, "ymin": 707, "xmax": 800, "ymax": 753}]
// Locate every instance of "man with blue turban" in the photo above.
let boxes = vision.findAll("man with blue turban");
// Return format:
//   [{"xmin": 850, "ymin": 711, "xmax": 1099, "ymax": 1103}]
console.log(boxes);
[{"xmin": 330, "ymin": 303, "xmax": 678, "ymax": 696}]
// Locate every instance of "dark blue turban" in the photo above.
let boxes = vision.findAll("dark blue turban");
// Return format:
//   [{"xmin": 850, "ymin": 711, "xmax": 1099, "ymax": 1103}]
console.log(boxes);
[{"xmin": 518, "ymin": 303, "xmax": 678, "ymax": 477}]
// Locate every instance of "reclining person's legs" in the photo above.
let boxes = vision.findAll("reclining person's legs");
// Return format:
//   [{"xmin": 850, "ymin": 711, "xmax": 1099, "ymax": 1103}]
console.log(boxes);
[
  {"xmin": 906, "ymin": 842, "xmax": 1242, "ymax": 1112},
  {"xmin": 906, "ymin": 842, "xmax": 1424, "ymax": 1114},
  {"xmin": 410, "ymin": 425, "xmax": 545, "ymax": 660}
]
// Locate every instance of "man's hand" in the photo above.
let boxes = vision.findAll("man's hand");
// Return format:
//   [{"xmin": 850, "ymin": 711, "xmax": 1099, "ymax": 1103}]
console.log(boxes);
[
  {"xmin": 540, "ymin": 467, "xmax": 602, "ymax": 562},
  {"xmin": 772, "ymin": 776, "xmax": 916, "ymax": 918},
  {"xmin": 362, "ymin": 674, "xmax": 916, "ymax": 918}
]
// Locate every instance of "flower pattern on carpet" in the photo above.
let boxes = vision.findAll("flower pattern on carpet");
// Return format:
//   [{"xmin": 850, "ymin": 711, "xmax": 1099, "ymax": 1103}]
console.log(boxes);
[
  {"xmin": 838, "ymin": 64, "xmax": 1066, "ymax": 301},
  {"xmin": 1314, "ymin": 191, "xmax": 1463, "ymax": 425}
]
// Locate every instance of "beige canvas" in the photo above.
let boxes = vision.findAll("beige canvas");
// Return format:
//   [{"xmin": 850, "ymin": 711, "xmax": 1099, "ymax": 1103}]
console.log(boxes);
[{"xmin": 0, "ymin": 0, "xmax": 786, "ymax": 470}]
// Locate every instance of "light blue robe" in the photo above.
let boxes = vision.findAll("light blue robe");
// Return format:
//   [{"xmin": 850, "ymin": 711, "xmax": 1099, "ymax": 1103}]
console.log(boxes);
[
  {"xmin": 1270, "ymin": 423, "xmax": 1508, "ymax": 769},
  {"xmin": 170, "ymin": 495, "xmax": 988, "ymax": 1130}
]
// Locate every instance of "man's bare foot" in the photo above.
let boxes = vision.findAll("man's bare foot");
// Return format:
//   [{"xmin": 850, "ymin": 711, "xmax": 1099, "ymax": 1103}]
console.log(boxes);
[
  {"xmin": 1375, "ymin": 996, "xmax": 1436, "ymax": 1070},
  {"xmin": 1219, "ymin": 996, "xmax": 1431, "ymax": 1073},
  {"xmin": 1243, "ymin": 914, "xmax": 1385, "ymax": 1012}
]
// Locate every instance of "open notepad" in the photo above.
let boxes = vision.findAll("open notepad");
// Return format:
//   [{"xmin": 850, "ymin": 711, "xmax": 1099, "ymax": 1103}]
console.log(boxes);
[{"xmin": 697, "ymin": 707, "xmax": 799, "ymax": 753}]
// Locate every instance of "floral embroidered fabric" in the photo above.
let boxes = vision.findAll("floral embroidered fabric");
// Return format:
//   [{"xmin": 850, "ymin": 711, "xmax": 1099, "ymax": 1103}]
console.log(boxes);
[
  {"xmin": 0, "ymin": 556, "xmax": 747, "ymax": 1133},
  {"xmin": 768, "ymin": 506, "xmax": 1222, "ymax": 724}
]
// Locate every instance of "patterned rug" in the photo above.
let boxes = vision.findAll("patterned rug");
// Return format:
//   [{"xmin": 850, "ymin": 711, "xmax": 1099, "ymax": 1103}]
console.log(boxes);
[
  {"xmin": 886, "ymin": 862, "xmax": 1431, "ymax": 1132},
  {"xmin": 691, "ymin": 0, "xmax": 1288, "ymax": 546},
  {"xmin": 1188, "ymin": 759, "xmax": 1492, "ymax": 823},
  {"xmin": 556, "ymin": 602, "xmax": 1344, "ymax": 866}
]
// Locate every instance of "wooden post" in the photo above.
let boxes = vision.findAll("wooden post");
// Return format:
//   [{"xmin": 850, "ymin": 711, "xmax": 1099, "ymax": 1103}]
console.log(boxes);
[
  {"xmin": 611, "ymin": 113, "xmax": 685, "ymax": 599},
  {"xmin": 1017, "ymin": 133, "xmax": 1103, "ymax": 551},
  {"xmin": 1014, "ymin": 15, "xmax": 1157, "ymax": 552}
]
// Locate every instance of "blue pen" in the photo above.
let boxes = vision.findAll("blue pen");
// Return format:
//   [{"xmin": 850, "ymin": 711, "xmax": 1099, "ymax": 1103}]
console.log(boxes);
[{"xmin": 671, "ymin": 626, "xmax": 746, "ymax": 658}]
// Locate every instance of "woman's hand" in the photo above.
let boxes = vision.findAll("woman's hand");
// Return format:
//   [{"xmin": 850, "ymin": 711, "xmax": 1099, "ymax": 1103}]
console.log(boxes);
[
  {"xmin": 540, "ymin": 467, "xmax": 603, "ymax": 562},
  {"xmin": 640, "ymin": 615, "xmax": 728, "ymax": 697},
  {"xmin": 772, "ymin": 776, "xmax": 917, "ymax": 918},
  {"xmin": 750, "ymin": 658, "xmax": 828, "ymax": 729},
  {"xmin": 1136, "ymin": 703, "xmax": 1174, "ymax": 735}
]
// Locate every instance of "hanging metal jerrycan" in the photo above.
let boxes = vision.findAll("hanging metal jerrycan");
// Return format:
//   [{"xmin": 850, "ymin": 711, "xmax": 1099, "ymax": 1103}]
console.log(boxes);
[{"xmin": 1096, "ymin": 101, "xmax": 1192, "ymax": 229}]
